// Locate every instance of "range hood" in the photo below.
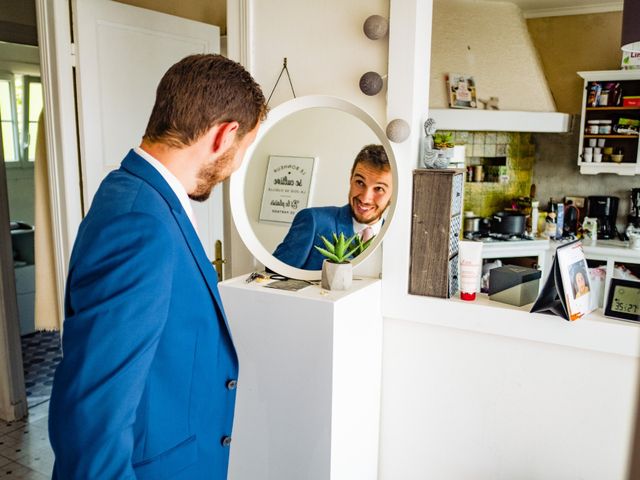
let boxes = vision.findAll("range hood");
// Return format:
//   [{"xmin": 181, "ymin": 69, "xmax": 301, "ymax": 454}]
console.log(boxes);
[{"xmin": 428, "ymin": 0, "xmax": 570, "ymax": 133}]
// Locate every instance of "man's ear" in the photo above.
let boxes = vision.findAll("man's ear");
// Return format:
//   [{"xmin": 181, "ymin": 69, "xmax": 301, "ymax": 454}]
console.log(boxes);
[{"xmin": 212, "ymin": 121, "xmax": 240, "ymax": 154}]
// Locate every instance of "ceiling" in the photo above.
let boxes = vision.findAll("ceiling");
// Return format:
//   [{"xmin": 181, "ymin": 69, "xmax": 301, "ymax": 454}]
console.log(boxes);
[{"xmin": 481, "ymin": 0, "xmax": 623, "ymax": 18}]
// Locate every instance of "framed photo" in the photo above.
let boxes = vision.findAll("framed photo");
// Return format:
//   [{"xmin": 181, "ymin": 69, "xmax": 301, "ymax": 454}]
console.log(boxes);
[
  {"xmin": 259, "ymin": 155, "xmax": 315, "ymax": 224},
  {"xmin": 446, "ymin": 73, "xmax": 477, "ymax": 109},
  {"xmin": 604, "ymin": 278, "xmax": 640, "ymax": 322},
  {"xmin": 556, "ymin": 241, "xmax": 594, "ymax": 320},
  {"xmin": 531, "ymin": 240, "xmax": 595, "ymax": 321}
]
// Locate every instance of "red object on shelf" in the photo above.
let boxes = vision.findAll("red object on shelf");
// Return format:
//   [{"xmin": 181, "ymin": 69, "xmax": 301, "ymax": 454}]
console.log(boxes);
[
  {"xmin": 623, "ymin": 96, "xmax": 640, "ymax": 107},
  {"xmin": 460, "ymin": 291, "xmax": 476, "ymax": 301}
]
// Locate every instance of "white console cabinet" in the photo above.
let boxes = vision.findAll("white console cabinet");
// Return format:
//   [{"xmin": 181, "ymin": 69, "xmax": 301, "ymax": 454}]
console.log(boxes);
[{"xmin": 219, "ymin": 276, "xmax": 383, "ymax": 480}]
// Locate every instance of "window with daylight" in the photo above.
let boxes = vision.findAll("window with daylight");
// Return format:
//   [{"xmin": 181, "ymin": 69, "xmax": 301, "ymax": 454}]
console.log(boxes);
[{"xmin": 0, "ymin": 73, "xmax": 43, "ymax": 166}]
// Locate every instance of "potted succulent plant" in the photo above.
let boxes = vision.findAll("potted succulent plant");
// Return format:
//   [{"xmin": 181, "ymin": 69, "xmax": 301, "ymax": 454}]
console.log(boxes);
[
  {"xmin": 433, "ymin": 132, "xmax": 455, "ymax": 158},
  {"xmin": 314, "ymin": 232, "xmax": 374, "ymax": 290}
]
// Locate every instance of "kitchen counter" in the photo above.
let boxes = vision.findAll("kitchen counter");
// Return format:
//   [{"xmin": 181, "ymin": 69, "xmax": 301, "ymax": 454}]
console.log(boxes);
[
  {"xmin": 395, "ymin": 288, "xmax": 640, "ymax": 358},
  {"xmin": 580, "ymin": 238, "xmax": 640, "ymax": 261},
  {"xmin": 480, "ymin": 238, "xmax": 551, "ymax": 279},
  {"xmin": 393, "ymin": 237, "xmax": 640, "ymax": 358},
  {"xmin": 482, "ymin": 237, "xmax": 640, "ymax": 260}
]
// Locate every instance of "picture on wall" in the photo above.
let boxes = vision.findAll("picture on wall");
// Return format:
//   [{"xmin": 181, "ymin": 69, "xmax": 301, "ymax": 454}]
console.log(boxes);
[
  {"xmin": 446, "ymin": 73, "xmax": 477, "ymax": 109},
  {"xmin": 259, "ymin": 155, "xmax": 315, "ymax": 224}
]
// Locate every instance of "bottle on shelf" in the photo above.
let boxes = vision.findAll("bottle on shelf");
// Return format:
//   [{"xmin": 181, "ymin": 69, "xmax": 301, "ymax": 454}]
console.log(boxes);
[
  {"xmin": 530, "ymin": 201, "xmax": 539, "ymax": 238},
  {"xmin": 544, "ymin": 198, "xmax": 557, "ymax": 239}
]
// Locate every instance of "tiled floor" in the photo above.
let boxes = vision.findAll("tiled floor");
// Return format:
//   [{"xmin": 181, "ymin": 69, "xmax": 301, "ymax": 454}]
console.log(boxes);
[
  {"xmin": 0, "ymin": 402, "xmax": 52, "ymax": 479},
  {"xmin": 21, "ymin": 332, "xmax": 61, "ymax": 409},
  {"xmin": 0, "ymin": 332, "xmax": 63, "ymax": 478}
]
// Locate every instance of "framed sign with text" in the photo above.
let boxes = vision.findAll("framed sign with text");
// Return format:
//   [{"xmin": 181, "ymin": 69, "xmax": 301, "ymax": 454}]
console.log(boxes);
[{"xmin": 259, "ymin": 155, "xmax": 315, "ymax": 223}]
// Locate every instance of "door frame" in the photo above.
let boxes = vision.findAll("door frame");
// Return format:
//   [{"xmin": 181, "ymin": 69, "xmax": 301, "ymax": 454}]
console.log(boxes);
[
  {"xmin": 0, "ymin": 0, "xmax": 75, "ymax": 421},
  {"xmin": 35, "ymin": 0, "xmax": 84, "ymax": 316},
  {"xmin": 0, "ymin": 117, "xmax": 28, "ymax": 422}
]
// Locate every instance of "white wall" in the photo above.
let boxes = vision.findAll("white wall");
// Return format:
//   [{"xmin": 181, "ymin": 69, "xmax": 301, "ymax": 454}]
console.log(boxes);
[{"xmin": 379, "ymin": 317, "xmax": 639, "ymax": 479}]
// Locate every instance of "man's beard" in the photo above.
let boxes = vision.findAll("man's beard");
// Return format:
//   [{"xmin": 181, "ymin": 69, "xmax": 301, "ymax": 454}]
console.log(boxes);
[
  {"xmin": 189, "ymin": 146, "xmax": 237, "ymax": 202},
  {"xmin": 350, "ymin": 198, "xmax": 390, "ymax": 225}
]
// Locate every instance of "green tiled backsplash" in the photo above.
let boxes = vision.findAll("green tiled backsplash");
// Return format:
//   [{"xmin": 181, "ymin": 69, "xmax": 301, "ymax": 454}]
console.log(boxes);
[{"xmin": 444, "ymin": 131, "xmax": 535, "ymax": 217}]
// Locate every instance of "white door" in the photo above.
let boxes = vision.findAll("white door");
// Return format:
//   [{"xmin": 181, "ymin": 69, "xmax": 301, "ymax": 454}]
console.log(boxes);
[{"xmin": 72, "ymin": 0, "xmax": 223, "ymax": 260}]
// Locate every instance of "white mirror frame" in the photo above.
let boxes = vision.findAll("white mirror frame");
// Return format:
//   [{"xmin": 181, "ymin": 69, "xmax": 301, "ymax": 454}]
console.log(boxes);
[{"xmin": 230, "ymin": 95, "xmax": 398, "ymax": 281}]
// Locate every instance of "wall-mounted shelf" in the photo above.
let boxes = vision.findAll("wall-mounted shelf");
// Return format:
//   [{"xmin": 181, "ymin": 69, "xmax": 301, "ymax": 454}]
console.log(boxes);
[
  {"xmin": 578, "ymin": 162, "xmax": 640, "ymax": 175},
  {"xmin": 586, "ymin": 106, "xmax": 640, "ymax": 111},
  {"xmin": 584, "ymin": 135, "xmax": 639, "ymax": 139},
  {"xmin": 428, "ymin": 108, "xmax": 570, "ymax": 133},
  {"xmin": 577, "ymin": 70, "xmax": 640, "ymax": 175}
]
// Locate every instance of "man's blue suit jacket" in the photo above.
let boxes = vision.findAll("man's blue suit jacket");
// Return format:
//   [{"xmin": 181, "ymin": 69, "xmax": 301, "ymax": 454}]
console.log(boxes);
[
  {"xmin": 49, "ymin": 150, "xmax": 238, "ymax": 480},
  {"xmin": 272, "ymin": 204, "xmax": 354, "ymax": 270}
]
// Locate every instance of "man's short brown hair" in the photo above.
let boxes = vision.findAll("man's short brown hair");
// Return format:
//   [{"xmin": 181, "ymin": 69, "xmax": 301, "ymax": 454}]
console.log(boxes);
[
  {"xmin": 350, "ymin": 144, "xmax": 389, "ymax": 176},
  {"xmin": 143, "ymin": 54, "xmax": 267, "ymax": 148}
]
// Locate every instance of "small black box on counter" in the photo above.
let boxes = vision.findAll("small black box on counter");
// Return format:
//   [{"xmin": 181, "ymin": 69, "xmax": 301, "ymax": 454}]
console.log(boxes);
[{"xmin": 489, "ymin": 265, "xmax": 541, "ymax": 307}]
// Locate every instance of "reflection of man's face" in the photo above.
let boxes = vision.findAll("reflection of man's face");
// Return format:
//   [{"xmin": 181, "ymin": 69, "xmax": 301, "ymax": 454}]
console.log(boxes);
[
  {"xmin": 190, "ymin": 122, "xmax": 260, "ymax": 202},
  {"xmin": 348, "ymin": 162, "xmax": 392, "ymax": 224}
]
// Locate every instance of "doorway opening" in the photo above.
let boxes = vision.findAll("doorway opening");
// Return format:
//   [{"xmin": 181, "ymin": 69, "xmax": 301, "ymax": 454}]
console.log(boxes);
[{"xmin": 1, "ymin": 40, "xmax": 61, "ymax": 410}]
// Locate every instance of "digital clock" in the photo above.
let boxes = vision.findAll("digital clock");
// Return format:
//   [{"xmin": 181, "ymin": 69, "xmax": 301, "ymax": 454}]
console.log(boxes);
[{"xmin": 604, "ymin": 279, "xmax": 640, "ymax": 322}]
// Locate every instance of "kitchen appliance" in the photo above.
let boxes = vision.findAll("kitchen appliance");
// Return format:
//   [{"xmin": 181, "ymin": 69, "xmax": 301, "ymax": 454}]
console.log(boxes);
[
  {"xmin": 563, "ymin": 201, "xmax": 580, "ymax": 237},
  {"xmin": 586, "ymin": 196, "xmax": 619, "ymax": 239},
  {"xmin": 463, "ymin": 216, "xmax": 490, "ymax": 236},
  {"xmin": 490, "ymin": 211, "xmax": 526, "ymax": 236},
  {"xmin": 628, "ymin": 188, "xmax": 640, "ymax": 229}
]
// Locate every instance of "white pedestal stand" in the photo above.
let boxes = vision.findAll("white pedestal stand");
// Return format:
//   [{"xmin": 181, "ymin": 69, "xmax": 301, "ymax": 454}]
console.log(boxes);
[{"xmin": 220, "ymin": 276, "xmax": 383, "ymax": 480}]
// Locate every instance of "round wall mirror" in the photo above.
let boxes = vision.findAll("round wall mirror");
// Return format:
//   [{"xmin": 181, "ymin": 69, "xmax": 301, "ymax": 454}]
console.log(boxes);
[{"xmin": 230, "ymin": 95, "xmax": 398, "ymax": 281}]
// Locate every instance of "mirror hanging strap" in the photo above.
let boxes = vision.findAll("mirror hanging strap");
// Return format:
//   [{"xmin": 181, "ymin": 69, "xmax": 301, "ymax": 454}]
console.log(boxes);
[{"xmin": 266, "ymin": 57, "xmax": 297, "ymax": 106}]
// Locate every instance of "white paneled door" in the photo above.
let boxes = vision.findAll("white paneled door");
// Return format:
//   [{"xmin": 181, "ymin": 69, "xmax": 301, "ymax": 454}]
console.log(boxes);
[{"xmin": 72, "ymin": 0, "xmax": 223, "ymax": 259}]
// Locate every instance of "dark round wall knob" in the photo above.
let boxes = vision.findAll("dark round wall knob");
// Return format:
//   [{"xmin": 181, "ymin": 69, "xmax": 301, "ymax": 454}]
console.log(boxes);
[{"xmin": 359, "ymin": 71, "xmax": 383, "ymax": 96}]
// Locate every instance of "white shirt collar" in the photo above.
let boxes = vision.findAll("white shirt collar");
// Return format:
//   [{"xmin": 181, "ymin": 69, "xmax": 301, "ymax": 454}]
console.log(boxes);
[
  {"xmin": 134, "ymin": 147, "xmax": 198, "ymax": 232},
  {"xmin": 352, "ymin": 217, "xmax": 383, "ymax": 238}
]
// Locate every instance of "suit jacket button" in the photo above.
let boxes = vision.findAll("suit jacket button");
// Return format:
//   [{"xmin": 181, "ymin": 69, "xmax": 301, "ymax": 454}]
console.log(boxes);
[
  {"xmin": 221, "ymin": 436, "xmax": 232, "ymax": 447},
  {"xmin": 226, "ymin": 379, "xmax": 237, "ymax": 390}
]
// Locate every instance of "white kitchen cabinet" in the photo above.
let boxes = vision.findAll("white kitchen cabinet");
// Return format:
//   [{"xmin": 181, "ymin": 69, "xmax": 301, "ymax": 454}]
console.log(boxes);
[
  {"xmin": 577, "ymin": 70, "xmax": 640, "ymax": 175},
  {"xmin": 481, "ymin": 239, "xmax": 551, "ymax": 287},
  {"xmin": 581, "ymin": 240, "xmax": 640, "ymax": 308}
]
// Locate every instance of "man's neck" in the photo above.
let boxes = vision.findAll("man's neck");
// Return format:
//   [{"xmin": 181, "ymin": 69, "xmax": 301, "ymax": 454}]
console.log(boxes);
[{"xmin": 140, "ymin": 140, "xmax": 200, "ymax": 196}]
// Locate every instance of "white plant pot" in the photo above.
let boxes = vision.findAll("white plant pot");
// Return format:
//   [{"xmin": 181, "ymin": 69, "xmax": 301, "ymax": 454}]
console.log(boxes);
[{"xmin": 321, "ymin": 260, "xmax": 353, "ymax": 291}]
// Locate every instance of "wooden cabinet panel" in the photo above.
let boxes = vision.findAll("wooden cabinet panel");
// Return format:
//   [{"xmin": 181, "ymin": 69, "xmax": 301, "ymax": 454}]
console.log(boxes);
[{"xmin": 409, "ymin": 169, "xmax": 464, "ymax": 298}]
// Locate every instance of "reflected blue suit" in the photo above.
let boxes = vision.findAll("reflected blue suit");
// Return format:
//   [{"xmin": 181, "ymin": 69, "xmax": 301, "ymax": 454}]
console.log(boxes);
[
  {"xmin": 49, "ymin": 150, "xmax": 238, "ymax": 479},
  {"xmin": 273, "ymin": 204, "xmax": 354, "ymax": 270}
]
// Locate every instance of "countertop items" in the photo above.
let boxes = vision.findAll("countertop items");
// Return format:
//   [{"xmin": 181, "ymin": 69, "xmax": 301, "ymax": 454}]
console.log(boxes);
[{"xmin": 489, "ymin": 265, "xmax": 541, "ymax": 307}]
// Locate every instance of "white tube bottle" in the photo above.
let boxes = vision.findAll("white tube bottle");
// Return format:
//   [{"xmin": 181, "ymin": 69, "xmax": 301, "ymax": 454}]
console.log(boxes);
[{"xmin": 459, "ymin": 241, "xmax": 483, "ymax": 301}]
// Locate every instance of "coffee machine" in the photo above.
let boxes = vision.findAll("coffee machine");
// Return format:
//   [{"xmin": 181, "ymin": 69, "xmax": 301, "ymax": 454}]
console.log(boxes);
[
  {"xmin": 587, "ymin": 196, "xmax": 619, "ymax": 239},
  {"xmin": 628, "ymin": 188, "xmax": 640, "ymax": 228}
]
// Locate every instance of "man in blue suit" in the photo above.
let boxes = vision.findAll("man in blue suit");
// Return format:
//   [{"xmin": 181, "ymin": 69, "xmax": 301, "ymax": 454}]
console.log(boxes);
[
  {"xmin": 48, "ymin": 54, "xmax": 267, "ymax": 479},
  {"xmin": 273, "ymin": 145, "xmax": 392, "ymax": 270}
]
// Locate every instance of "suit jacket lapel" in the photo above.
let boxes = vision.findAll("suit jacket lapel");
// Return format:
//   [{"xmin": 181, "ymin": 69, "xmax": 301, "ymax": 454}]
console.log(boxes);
[{"xmin": 120, "ymin": 150, "xmax": 234, "ymax": 342}]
